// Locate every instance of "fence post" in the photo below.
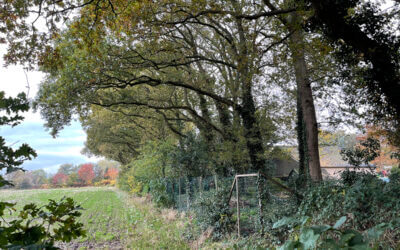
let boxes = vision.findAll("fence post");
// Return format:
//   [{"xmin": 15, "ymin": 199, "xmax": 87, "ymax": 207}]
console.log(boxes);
[
  {"xmin": 236, "ymin": 175, "xmax": 240, "ymax": 237},
  {"xmin": 199, "ymin": 176, "xmax": 203, "ymax": 198},
  {"xmin": 178, "ymin": 176, "xmax": 181, "ymax": 210},
  {"xmin": 171, "ymin": 179, "xmax": 175, "ymax": 203},
  {"xmin": 214, "ymin": 174, "xmax": 218, "ymax": 191},
  {"xmin": 257, "ymin": 172, "xmax": 265, "ymax": 236},
  {"xmin": 186, "ymin": 177, "xmax": 190, "ymax": 210},
  {"xmin": 226, "ymin": 177, "xmax": 236, "ymax": 205}
]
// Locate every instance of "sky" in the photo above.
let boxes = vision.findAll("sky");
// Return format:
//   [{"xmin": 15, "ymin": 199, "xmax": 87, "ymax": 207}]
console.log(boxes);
[{"xmin": 0, "ymin": 47, "xmax": 99, "ymax": 174}]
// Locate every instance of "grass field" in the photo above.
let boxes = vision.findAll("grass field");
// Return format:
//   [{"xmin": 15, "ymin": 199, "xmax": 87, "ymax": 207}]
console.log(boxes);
[{"xmin": 0, "ymin": 187, "xmax": 189, "ymax": 249}]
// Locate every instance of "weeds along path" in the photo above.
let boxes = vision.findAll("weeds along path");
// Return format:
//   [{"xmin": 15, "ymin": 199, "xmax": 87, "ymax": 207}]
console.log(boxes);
[
  {"xmin": 114, "ymin": 189, "xmax": 189, "ymax": 249},
  {"xmin": 0, "ymin": 187, "xmax": 189, "ymax": 249}
]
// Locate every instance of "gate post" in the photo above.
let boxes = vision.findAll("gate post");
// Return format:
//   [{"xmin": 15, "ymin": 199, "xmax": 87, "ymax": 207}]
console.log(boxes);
[
  {"xmin": 236, "ymin": 175, "xmax": 240, "ymax": 237},
  {"xmin": 257, "ymin": 172, "xmax": 265, "ymax": 236}
]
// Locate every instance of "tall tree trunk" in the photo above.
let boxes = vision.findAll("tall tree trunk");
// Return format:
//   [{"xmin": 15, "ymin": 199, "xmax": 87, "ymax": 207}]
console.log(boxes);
[
  {"xmin": 215, "ymin": 100, "xmax": 233, "ymax": 140},
  {"xmin": 214, "ymin": 100, "xmax": 242, "ymax": 174},
  {"xmin": 262, "ymin": 0, "xmax": 322, "ymax": 181},
  {"xmin": 288, "ymin": 17, "xmax": 322, "ymax": 182},
  {"xmin": 232, "ymin": 0, "xmax": 268, "ymax": 173},
  {"xmin": 296, "ymin": 92, "xmax": 308, "ymax": 181},
  {"xmin": 198, "ymin": 94, "xmax": 214, "ymax": 144},
  {"xmin": 240, "ymin": 88, "xmax": 267, "ymax": 172}
]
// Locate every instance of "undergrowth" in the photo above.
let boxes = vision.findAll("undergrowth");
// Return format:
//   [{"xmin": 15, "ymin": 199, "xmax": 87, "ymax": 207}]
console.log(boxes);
[{"xmin": 200, "ymin": 171, "xmax": 400, "ymax": 249}]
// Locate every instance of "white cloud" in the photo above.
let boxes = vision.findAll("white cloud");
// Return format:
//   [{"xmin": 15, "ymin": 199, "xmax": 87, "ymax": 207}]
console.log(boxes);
[
  {"xmin": 34, "ymin": 135, "xmax": 87, "ymax": 144},
  {"xmin": 37, "ymin": 146, "xmax": 85, "ymax": 157},
  {"xmin": 1, "ymin": 46, "xmax": 95, "ymax": 172},
  {"xmin": 42, "ymin": 164, "xmax": 62, "ymax": 174},
  {"xmin": 0, "ymin": 50, "xmax": 44, "ymax": 98}
]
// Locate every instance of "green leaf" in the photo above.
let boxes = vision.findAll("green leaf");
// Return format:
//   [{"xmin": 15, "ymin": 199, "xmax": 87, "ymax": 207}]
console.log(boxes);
[
  {"xmin": 342, "ymin": 229, "xmax": 366, "ymax": 247},
  {"xmin": 339, "ymin": 232, "xmax": 356, "ymax": 245},
  {"xmin": 309, "ymin": 225, "xmax": 331, "ymax": 234},
  {"xmin": 319, "ymin": 238, "xmax": 339, "ymax": 249},
  {"xmin": 299, "ymin": 228, "xmax": 321, "ymax": 249},
  {"xmin": 273, "ymin": 217, "xmax": 299, "ymax": 229},
  {"xmin": 333, "ymin": 216, "xmax": 347, "ymax": 229},
  {"xmin": 366, "ymin": 223, "xmax": 388, "ymax": 241},
  {"xmin": 278, "ymin": 240, "xmax": 302, "ymax": 250},
  {"xmin": 300, "ymin": 216, "xmax": 311, "ymax": 227}
]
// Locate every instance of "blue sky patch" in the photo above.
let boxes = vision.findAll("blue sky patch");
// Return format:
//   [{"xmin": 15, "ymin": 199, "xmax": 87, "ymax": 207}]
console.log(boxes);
[{"xmin": 1, "ymin": 120, "xmax": 96, "ymax": 174}]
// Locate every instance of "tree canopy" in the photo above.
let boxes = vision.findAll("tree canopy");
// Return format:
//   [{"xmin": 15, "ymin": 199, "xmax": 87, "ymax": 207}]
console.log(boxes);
[{"xmin": 2, "ymin": 0, "xmax": 400, "ymax": 182}]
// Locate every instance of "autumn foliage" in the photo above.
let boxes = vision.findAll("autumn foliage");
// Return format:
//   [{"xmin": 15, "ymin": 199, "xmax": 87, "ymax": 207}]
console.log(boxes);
[
  {"xmin": 52, "ymin": 173, "xmax": 68, "ymax": 186},
  {"xmin": 78, "ymin": 163, "xmax": 95, "ymax": 184},
  {"xmin": 6, "ymin": 161, "xmax": 120, "ymax": 189},
  {"xmin": 105, "ymin": 168, "xmax": 118, "ymax": 180},
  {"xmin": 363, "ymin": 126, "xmax": 400, "ymax": 170}
]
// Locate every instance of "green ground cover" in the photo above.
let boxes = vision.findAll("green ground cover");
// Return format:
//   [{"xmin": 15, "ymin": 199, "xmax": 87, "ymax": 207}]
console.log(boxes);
[{"xmin": 0, "ymin": 187, "xmax": 189, "ymax": 249}]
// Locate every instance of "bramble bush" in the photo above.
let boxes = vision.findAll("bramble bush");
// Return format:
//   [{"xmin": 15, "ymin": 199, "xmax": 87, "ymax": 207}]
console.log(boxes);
[
  {"xmin": 299, "ymin": 172, "xmax": 400, "ymax": 229},
  {"xmin": 273, "ymin": 216, "xmax": 390, "ymax": 250},
  {"xmin": 283, "ymin": 171, "xmax": 400, "ymax": 248},
  {"xmin": 191, "ymin": 184, "xmax": 234, "ymax": 240},
  {"xmin": 148, "ymin": 179, "xmax": 175, "ymax": 208}
]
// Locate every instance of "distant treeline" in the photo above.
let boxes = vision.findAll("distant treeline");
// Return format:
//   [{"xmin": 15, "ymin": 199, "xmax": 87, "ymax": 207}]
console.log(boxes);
[{"xmin": 3, "ymin": 159, "xmax": 119, "ymax": 189}]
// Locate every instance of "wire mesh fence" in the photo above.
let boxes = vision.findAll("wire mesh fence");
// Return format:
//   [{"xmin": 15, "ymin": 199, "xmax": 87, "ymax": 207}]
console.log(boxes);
[
  {"xmin": 166, "ymin": 175, "xmax": 235, "ymax": 211},
  {"xmin": 160, "ymin": 173, "xmax": 296, "ymax": 237},
  {"xmin": 234, "ymin": 174, "xmax": 260, "ymax": 236}
]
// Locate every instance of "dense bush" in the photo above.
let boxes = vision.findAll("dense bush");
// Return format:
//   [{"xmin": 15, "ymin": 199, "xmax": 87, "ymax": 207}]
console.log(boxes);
[
  {"xmin": 299, "ymin": 172, "xmax": 399, "ymax": 227},
  {"xmin": 191, "ymin": 186, "xmax": 234, "ymax": 240},
  {"xmin": 390, "ymin": 167, "xmax": 400, "ymax": 183},
  {"xmin": 94, "ymin": 179, "xmax": 116, "ymax": 186},
  {"xmin": 148, "ymin": 179, "xmax": 175, "ymax": 208},
  {"xmin": 260, "ymin": 193, "xmax": 299, "ymax": 245},
  {"xmin": 273, "ymin": 216, "xmax": 389, "ymax": 249},
  {"xmin": 117, "ymin": 139, "xmax": 177, "ymax": 197},
  {"xmin": 116, "ymin": 166, "xmax": 132, "ymax": 192},
  {"xmin": 292, "ymin": 171, "xmax": 400, "ymax": 248},
  {"xmin": 118, "ymin": 164, "xmax": 174, "ymax": 207},
  {"xmin": 117, "ymin": 136, "xmax": 213, "ymax": 209}
]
